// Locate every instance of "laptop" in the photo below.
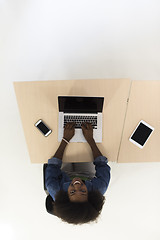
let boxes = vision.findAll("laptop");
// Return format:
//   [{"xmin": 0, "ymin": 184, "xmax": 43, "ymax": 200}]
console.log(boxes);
[{"xmin": 58, "ymin": 96, "xmax": 104, "ymax": 143}]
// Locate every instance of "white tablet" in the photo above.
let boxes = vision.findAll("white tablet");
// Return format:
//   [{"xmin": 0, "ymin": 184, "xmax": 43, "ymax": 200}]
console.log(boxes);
[{"xmin": 129, "ymin": 120, "xmax": 154, "ymax": 149}]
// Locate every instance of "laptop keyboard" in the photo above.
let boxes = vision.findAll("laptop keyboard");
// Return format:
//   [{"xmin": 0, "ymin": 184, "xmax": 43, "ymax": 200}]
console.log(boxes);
[{"xmin": 64, "ymin": 115, "xmax": 97, "ymax": 129}]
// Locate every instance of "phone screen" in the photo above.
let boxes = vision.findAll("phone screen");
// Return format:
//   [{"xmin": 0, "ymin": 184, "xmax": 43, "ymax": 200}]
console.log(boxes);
[
  {"xmin": 131, "ymin": 122, "xmax": 153, "ymax": 146},
  {"xmin": 36, "ymin": 121, "xmax": 50, "ymax": 135}
]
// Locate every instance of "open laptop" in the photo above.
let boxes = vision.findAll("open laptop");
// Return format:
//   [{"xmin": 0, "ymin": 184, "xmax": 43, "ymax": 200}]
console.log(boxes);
[{"xmin": 58, "ymin": 96, "xmax": 104, "ymax": 142}]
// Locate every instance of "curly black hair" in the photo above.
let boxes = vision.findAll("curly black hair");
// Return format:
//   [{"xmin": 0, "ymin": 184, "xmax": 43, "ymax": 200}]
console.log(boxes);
[{"xmin": 53, "ymin": 190, "xmax": 105, "ymax": 225}]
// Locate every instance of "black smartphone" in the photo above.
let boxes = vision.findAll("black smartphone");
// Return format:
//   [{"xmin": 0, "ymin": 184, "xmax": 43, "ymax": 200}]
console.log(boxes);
[{"xmin": 35, "ymin": 119, "xmax": 52, "ymax": 136}]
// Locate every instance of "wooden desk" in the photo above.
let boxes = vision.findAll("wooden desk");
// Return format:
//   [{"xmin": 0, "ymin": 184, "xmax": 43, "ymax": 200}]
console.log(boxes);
[
  {"xmin": 14, "ymin": 79, "xmax": 131, "ymax": 163},
  {"xmin": 118, "ymin": 81, "xmax": 160, "ymax": 163}
]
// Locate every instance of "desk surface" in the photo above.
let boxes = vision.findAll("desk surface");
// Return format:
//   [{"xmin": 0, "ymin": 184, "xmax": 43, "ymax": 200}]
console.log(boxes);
[
  {"xmin": 14, "ymin": 79, "xmax": 131, "ymax": 163},
  {"xmin": 118, "ymin": 81, "xmax": 160, "ymax": 163}
]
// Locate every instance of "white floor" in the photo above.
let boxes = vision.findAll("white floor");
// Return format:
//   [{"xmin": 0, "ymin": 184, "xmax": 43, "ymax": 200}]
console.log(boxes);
[{"xmin": 1, "ymin": 1, "xmax": 160, "ymax": 240}]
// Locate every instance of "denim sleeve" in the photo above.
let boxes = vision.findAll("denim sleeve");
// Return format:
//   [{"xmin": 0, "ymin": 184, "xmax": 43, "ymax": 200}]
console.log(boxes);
[
  {"xmin": 91, "ymin": 155, "xmax": 111, "ymax": 195},
  {"xmin": 45, "ymin": 157, "xmax": 63, "ymax": 201}
]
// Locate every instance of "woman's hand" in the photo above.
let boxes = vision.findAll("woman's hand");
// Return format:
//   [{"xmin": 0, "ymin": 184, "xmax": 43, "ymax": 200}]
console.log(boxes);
[
  {"xmin": 81, "ymin": 122, "xmax": 94, "ymax": 143},
  {"xmin": 63, "ymin": 122, "xmax": 76, "ymax": 142}
]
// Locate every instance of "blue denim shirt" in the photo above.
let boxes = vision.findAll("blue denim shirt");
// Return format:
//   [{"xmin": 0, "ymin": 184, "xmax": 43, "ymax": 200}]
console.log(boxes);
[{"xmin": 45, "ymin": 155, "xmax": 111, "ymax": 201}]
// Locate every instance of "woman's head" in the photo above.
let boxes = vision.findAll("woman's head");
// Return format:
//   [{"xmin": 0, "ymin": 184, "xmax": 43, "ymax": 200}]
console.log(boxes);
[
  {"xmin": 68, "ymin": 177, "xmax": 88, "ymax": 202},
  {"xmin": 54, "ymin": 180, "xmax": 105, "ymax": 225}
]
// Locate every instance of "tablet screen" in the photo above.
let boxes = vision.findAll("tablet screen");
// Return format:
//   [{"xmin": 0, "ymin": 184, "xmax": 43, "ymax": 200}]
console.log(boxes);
[{"xmin": 131, "ymin": 122, "xmax": 153, "ymax": 146}]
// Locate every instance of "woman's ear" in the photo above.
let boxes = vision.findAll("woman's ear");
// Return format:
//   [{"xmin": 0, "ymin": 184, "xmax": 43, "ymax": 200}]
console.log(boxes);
[{"xmin": 88, "ymin": 191, "xmax": 105, "ymax": 211}]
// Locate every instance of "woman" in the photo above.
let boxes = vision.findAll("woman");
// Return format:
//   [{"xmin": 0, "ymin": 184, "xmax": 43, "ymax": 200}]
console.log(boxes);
[{"xmin": 45, "ymin": 122, "xmax": 111, "ymax": 224}]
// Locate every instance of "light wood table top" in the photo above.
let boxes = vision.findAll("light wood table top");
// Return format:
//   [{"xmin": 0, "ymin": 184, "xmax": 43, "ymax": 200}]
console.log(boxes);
[
  {"xmin": 14, "ymin": 79, "xmax": 131, "ymax": 163},
  {"xmin": 118, "ymin": 80, "xmax": 160, "ymax": 163}
]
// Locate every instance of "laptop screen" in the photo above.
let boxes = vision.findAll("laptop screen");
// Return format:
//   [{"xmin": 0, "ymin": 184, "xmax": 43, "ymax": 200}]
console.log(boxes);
[{"xmin": 58, "ymin": 96, "xmax": 104, "ymax": 113}]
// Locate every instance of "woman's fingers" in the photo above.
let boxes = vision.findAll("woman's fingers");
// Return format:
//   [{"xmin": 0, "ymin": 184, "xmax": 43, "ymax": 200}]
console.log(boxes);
[
  {"xmin": 71, "ymin": 122, "xmax": 76, "ymax": 129},
  {"xmin": 65, "ymin": 122, "xmax": 76, "ymax": 129},
  {"xmin": 66, "ymin": 122, "xmax": 92, "ymax": 130},
  {"xmin": 82, "ymin": 122, "xmax": 92, "ymax": 129}
]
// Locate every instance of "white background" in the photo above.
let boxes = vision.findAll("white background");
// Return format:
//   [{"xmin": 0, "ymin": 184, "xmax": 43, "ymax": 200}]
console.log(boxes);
[{"xmin": 1, "ymin": 0, "xmax": 160, "ymax": 240}]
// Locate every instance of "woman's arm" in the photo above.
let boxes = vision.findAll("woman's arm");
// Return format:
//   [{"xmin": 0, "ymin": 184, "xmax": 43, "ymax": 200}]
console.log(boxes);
[
  {"xmin": 81, "ymin": 122, "xmax": 103, "ymax": 159},
  {"xmin": 45, "ymin": 122, "xmax": 76, "ymax": 200},
  {"xmin": 88, "ymin": 138, "xmax": 102, "ymax": 159},
  {"xmin": 53, "ymin": 122, "xmax": 76, "ymax": 160},
  {"xmin": 53, "ymin": 139, "xmax": 68, "ymax": 160}
]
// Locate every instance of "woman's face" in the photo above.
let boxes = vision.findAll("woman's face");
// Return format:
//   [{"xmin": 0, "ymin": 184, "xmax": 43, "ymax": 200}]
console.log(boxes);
[{"xmin": 68, "ymin": 177, "xmax": 88, "ymax": 202}]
